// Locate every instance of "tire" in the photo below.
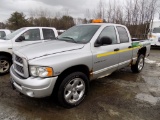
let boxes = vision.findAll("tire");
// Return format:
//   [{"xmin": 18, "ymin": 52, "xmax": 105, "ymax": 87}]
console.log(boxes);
[
  {"xmin": 0, "ymin": 56, "xmax": 12, "ymax": 75},
  {"xmin": 57, "ymin": 72, "xmax": 89, "ymax": 108},
  {"xmin": 131, "ymin": 54, "xmax": 145, "ymax": 73}
]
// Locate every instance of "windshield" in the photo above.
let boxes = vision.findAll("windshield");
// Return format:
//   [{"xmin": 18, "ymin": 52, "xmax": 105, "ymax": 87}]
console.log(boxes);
[
  {"xmin": 3, "ymin": 28, "xmax": 26, "ymax": 40},
  {"xmin": 153, "ymin": 27, "xmax": 160, "ymax": 33},
  {"xmin": 58, "ymin": 25, "xmax": 100, "ymax": 43}
]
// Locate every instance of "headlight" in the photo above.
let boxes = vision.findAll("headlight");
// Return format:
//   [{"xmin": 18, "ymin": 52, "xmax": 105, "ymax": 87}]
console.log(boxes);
[
  {"xmin": 30, "ymin": 66, "xmax": 37, "ymax": 76},
  {"xmin": 30, "ymin": 66, "xmax": 53, "ymax": 77}
]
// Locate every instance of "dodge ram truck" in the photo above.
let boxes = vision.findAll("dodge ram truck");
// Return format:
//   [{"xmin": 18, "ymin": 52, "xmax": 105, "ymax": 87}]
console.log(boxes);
[
  {"xmin": 10, "ymin": 23, "xmax": 151, "ymax": 108},
  {"xmin": 0, "ymin": 27, "xmax": 58, "ymax": 75}
]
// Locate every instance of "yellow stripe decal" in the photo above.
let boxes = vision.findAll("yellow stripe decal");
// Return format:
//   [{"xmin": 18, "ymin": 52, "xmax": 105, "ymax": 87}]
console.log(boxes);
[
  {"xmin": 97, "ymin": 51, "xmax": 117, "ymax": 58},
  {"xmin": 97, "ymin": 46, "xmax": 141, "ymax": 58}
]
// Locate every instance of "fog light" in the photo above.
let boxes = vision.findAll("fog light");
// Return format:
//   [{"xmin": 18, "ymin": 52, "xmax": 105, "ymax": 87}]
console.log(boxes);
[{"xmin": 26, "ymin": 90, "xmax": 34, "ymax": 97}]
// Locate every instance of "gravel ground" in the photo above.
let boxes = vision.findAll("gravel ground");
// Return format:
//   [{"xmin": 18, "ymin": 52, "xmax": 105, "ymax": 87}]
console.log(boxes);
[{"xmin": 0, "ymin": 48, "xmax": 160, "ymax": 120}]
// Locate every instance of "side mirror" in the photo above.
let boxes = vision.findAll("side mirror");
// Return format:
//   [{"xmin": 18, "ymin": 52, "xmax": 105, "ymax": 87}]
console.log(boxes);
[
  {"xmin": 95, "ymin": 36, "xmax": 112, "ymax": 47},
  {"xmin": 15, "ymin": 36, "xmax": 25, "ymax": 42}
]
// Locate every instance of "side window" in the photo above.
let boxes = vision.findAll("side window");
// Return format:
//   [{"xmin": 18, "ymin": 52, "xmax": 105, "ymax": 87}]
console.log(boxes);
[
  {"xmin": 21, "ymin": 29, "xmax": 40, "ymax": 41},
  {"xmin": 0, "ymin": 31, "xmax": 6, "ymax": 38},
  {"xmin": 98, "ymin": 26, "xmax": 117, "ymax": 44},
  {"xmin": 117, "ymin": 26, "xmax": 129, "ymax": 43},
  {"xmin": 42, "ymin": 29, "xmax": 55, "ymax": 40}
]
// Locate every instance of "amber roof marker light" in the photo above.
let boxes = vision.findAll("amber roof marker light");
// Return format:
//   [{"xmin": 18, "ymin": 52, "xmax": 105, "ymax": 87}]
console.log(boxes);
[{"xmin": 92, "ymin": 19, "xmax": 103, "ymax": 23}]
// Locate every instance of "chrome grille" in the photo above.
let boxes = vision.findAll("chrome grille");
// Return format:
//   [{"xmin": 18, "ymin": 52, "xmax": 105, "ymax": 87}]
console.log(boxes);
[
  {"xmin": 13, "ymin": 54, "xmax": 29, "ymax": 78},
  {"xmin": 15, "ymin": 55, "xmax": 23, "ymax": 64},
  {"xmin": 15, "ymin": 64, "xmax": 24, "ymax": 73}
]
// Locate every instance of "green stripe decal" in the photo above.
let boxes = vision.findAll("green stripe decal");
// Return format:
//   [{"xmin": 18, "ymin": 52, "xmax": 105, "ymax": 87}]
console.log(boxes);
[{"xmin": 132, "ymin": 42, "xmax": 142, "ymax": 47}]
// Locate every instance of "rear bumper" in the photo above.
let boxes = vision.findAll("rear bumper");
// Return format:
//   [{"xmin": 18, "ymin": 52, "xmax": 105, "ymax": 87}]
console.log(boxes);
[{"xmin": 10, "ymin": 65, "xmax": 58, "ymax": 98}]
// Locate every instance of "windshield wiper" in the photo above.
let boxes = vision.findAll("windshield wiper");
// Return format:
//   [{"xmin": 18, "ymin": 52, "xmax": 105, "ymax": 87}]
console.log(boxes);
[{"xmin": 61, "ymin": 37, "xmax": 77, "ymax": 43}]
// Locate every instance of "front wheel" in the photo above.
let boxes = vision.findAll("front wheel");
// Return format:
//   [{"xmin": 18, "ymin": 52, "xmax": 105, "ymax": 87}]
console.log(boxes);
[
  {"xmin": 0, "ymin": 56, "xmax": 11, "ymax": 75},
  {"xmin": 57, "ymin": 72, "xmax": 89, "ymax": 108},
  {"xmin": 131, "ymin": 54, "xmax": 145, "ymax": 73}
]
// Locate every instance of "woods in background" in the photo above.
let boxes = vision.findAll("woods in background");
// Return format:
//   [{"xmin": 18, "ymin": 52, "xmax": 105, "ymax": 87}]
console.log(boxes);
[
  {"xmin": 3, "ymin": 10, "xmax": 75, "ymax": 30},
  {"xmin": 0, "ymin": 0, "xmax": 159, "ymax": 38},
  {"xmin": 85, "ymin": 0, "xmax": 159, "ymax": 37}
]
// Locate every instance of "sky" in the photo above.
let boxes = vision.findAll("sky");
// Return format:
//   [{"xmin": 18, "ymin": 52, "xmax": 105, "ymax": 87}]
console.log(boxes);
[
  {"xmin": 0, "ymin": 0, "xmax": 100, "ymax": 22},
  {"xmin": 0, "ymin": 0, "xmax": 159, "ymax": 23}
]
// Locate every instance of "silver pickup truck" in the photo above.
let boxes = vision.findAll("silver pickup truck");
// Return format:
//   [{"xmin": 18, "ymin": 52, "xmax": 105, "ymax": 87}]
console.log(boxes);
[{"xmin": 10, "ymin": 23, "xmax": 151, "ymax": 108}]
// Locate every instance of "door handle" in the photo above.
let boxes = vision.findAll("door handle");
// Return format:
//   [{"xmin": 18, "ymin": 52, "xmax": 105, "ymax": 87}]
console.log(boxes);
[
  {"xmin": 128, "ymin": 46, "xmax": 132, "ymax": 48},
  {"xmin": 114, "ymin": 48, "xmax": 120, "ymax": 51}
]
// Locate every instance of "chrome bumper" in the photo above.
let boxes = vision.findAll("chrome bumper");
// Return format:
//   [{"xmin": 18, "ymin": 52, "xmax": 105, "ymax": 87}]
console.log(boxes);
[{"xmin": 10, "ymin": 65, "xmax": 58, "ymax": 98}]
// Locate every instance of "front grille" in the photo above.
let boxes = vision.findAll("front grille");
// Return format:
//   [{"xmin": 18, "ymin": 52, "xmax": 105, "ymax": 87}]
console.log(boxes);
[
  {"xmin": 15, "ymin": 55, "xmax": 23, "ymax": 64},
  {"xmin": 13, "ymin": 54, "xmax": 29, "ymax": 78},
  {"xmin": 15, "ymin": 64, "xmax": 24, "ymax": 73}
]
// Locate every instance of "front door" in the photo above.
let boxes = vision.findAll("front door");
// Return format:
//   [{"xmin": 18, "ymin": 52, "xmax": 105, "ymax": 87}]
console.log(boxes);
[
  {"xmin": 92, "ymin": 26, "xmax": 120, "ymax": 79},
  {"xmin": 13, "ymin": 28, "xmax": 42, "ymax": 49}
]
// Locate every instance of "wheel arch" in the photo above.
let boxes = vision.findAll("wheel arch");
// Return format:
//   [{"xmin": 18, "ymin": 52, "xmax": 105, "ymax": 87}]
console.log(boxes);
[
  {"xmin": 138, "ymin": 47, "xmax": 146, "ymax": 57},
  {"xmin": 0, "ymin": 52, "xmax": 12, "ymax": 61},
  {"xmin": 52, "ymin": 65, "xmax": 90, "ymax": 95}
]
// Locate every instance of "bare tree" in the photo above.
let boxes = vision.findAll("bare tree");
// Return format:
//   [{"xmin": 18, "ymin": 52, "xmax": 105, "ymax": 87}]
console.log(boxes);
[
  {"xmin": 106, "ymin": 0, "xmax": 112, "ymax": 22},
  {"xmin": 87, "ymin": 0, "xmax": 159, "ymax": 37},
  {"xmin": 74, "ymin": 18, "xmax": 84, "ymax": 25},
  {"xmin": 62, "ymin": 8, "xmax": 70, "ymax": 16},
  {"xmin": 85, "ymin": 9, "xmax": 91, "ymax": 21},
  {"xmin": 29, "ymin": 8, "xmax": 53, "ymax": 26},
  {"xmin": 92, "ymin": 0, "xmax": 106, "ymax": 19}
]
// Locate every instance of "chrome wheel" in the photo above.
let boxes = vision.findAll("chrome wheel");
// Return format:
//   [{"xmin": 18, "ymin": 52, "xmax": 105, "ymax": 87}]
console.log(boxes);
[
  {"xmin": 64, "ymin": 78, "xmax": 85, "ymax": 104},
  {"xmin": 0, "ymin": 60, "xmax": 10, "ymax": 73},
  {"xmin": 138, "ymin": 57, "xmax": 144, "ymax": 71}
]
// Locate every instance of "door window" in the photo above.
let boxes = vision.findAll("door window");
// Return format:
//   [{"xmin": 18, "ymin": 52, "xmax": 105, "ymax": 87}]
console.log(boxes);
[
  {"xmin": 21, "ymin": 29, "xmax": 40, "ymax": 41},
  {"xmin": 42, "ymin": 29, "xmax": 55, "ymax": 40},
  {"xmin": 117, "ymin": 26, "xmax": 129, "ymax": 43},
  {"xmin": 0, "ymin": 31, "xmax": 6, "ymax": 38},
  {"xmin": 98, "ymin": 26, "xmax": 118, "ymax": 44}
]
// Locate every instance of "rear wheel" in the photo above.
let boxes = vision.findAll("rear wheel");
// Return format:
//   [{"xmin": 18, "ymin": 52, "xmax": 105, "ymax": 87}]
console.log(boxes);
[
  {"xmin": 57, "ymin": 72, "xmax": 89, "ymax": 108},
  {"xmin": 131, "ymin": 54, "xmax": 144, "ymax": 73},
  {"xmin": 0, "ymin": 56, "xmax": 11, "ymax": 75}
]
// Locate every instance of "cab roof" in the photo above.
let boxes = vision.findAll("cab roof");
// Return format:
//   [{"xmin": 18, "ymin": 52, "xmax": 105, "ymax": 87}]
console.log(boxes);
[{"xmin": 77, "ymin": 23, "xmax": 125, "ymax": 27}]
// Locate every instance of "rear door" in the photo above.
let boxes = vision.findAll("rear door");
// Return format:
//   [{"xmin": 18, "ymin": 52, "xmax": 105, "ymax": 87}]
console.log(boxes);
[{"xmin": 116, "ymin": 26, "xmax": 132, "ymax": 69}]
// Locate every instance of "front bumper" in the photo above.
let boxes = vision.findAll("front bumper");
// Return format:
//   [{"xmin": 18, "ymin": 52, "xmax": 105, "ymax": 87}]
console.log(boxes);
[{"xmin": 10, "ymin": 65, "xmax": 58, "ymax": 98}]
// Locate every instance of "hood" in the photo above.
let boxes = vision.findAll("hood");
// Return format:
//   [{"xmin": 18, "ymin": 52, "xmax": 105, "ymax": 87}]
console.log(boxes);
[
  {"xmin": 0, "ymin": 39, "xmax": 7, "ymax": 42},
  {"xmin": 15, "ymin": 40, "xmax": 84, "ymax": 60}
]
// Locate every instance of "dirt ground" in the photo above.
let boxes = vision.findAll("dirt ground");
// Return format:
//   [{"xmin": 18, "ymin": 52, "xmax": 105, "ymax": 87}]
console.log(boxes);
[{"xmin": 0, "ymin": 47, "xmax": 160, "ymax": 120}]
